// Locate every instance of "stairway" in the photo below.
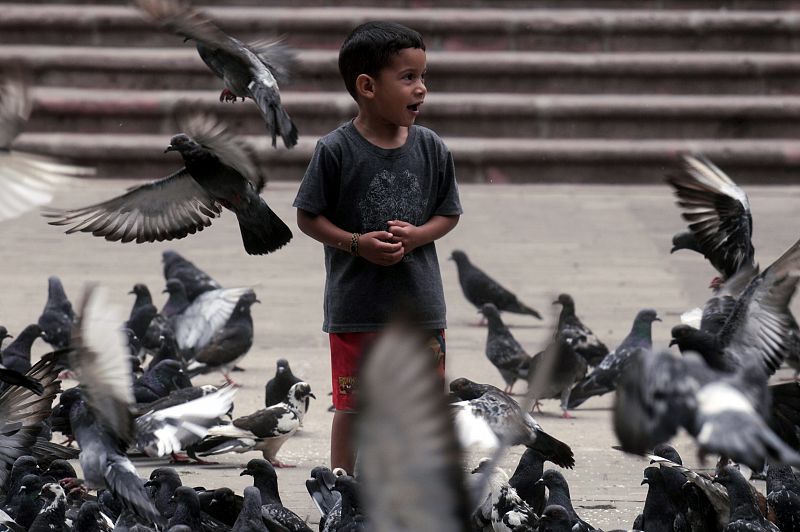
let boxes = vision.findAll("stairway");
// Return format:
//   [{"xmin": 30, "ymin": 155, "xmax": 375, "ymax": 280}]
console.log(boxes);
[{"xmin": 3, "ymin": 0, "xmax": 800, "ymax": 183}]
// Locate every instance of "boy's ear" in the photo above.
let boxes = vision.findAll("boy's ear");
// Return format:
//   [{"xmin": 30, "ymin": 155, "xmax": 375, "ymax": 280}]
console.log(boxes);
[{"xmin": 355, "ymin": 74, "xmax": 376, "ymax": 100}]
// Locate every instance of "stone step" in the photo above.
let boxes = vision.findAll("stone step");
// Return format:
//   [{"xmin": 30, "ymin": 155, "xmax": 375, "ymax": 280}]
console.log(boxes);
[
  {"xmin": 14, "ymin": 133, "xmax": 800, "ymax": 183},
  {"xmin": 3, "ymin": 5, "xmax": 800, "ymax": 51},
  {"xmin": 26, "ymin": 88, "xmax": 800, "ymax": 140},
  {"xmin": 7, "ymin": 0, "xmax": 795, "ymax": 8},
  {"xmin": 6, "ymin": 46, "xmax": 800, "ymax": 95}
]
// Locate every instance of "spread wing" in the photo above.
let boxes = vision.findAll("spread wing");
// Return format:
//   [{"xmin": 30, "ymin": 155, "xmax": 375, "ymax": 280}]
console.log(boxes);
[
  {"xmin": 174, "ymin": 287, "xmax": 252, "ymax": 351},
  {"xmin": 43, "ymin": 168, "xmax": 221, "ymax": 243}
]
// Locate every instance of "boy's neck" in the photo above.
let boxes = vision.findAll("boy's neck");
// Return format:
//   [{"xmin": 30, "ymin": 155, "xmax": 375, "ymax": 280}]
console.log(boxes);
[{"xmin": 353, "ymin": 113, "xmax": 409, "ymax": 149}]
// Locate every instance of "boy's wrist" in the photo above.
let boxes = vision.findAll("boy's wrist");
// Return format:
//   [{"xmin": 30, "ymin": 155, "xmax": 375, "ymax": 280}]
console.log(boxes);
[{"xmin": 349, "ymin": 233, "xmax": 361, "ymax": 256}]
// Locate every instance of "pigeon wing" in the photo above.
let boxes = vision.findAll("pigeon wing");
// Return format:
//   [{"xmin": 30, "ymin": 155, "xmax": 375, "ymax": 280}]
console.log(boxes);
[
  {"xmin": 359, "ymin": 327, "xmax": 473, "ymax": 532},
  {"xmin": 174, "ymin": 287, "xmax": 252, "ymax": 351},
  {"xmin": 70, "ymin": 285, "xmax": 136, "ymax": 444},
  {"xmin": 667, "ymin": 154, "xmax": 754, "ymax": 279},
  {"xmin": 43, "ymin": 168, "xmax": 221, "ymax": 244},
  {"xmin": 104, "ymin": 453, "xmax": 161, "ymax": 524}
]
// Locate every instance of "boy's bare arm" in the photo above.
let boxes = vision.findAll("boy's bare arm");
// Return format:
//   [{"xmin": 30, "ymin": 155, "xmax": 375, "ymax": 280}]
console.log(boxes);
[
  {"xmin": 296, "ymin": 209, "xmax": 405, "ymax": 266},
  {"xmin": 387, "ymin": 215, "xmax": 460, "ymax": 254}
]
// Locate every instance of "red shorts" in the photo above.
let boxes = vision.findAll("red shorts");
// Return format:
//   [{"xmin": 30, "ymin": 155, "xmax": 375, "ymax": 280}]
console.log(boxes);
[{"xmin": 329, "ymin": 329, "xmax": 446, "ymax": 412}]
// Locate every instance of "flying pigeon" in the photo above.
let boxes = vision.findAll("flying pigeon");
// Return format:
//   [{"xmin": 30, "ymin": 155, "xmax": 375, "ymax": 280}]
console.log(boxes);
[
  {"xmin": 193, "ymin": 382, "xmax": 315, "ymax": 467},
  {"xmin": 552, "ymin": 293, "xmax": 608, "ymax": 367},
  {"xmin": 450, "ymin": 250, "xmax": 542, "ymax": 320},
  {"xmin": 0, "ymin": 71, "xmax": 93, "ymax": 224},
  {"xmin": 37, "ymin": 276, "xmax": 76, "ymax": 350},
  {"xmin": 667, "ymin": 154, "xmax": 755, "ymax": 288},
  {"xmin": 135, "ymin": 0, "xmax": 298, "ymax": 148},
  {"xmin": 44, "ymin": 110, "xmax": 293, "ymax": 255},
  {"xmin": 567, "ymin": 308, "xmax": 660, "ymax": 409},
  {"xmin": 479, "ymin": 303, "xmax": 533, "ymax": 394}
]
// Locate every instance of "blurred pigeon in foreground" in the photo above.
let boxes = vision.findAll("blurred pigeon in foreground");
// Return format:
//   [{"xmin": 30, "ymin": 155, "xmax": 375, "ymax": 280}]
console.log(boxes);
[
  {"xmin": 37, "ymin": 276, "xmax": 75, "ymax": 350},
  {"xmin": 450, "ymin": 250, "xmax": 542, "ymax": 320},
  {"xmin": 568, "ymin": 308, "xmax": 660, "ymax": 409},
  {"xmin": 0, "ymin": 71, "xmax": 93, "ymax": 224},
  {"xmin": 264, "ymin": 358, "xmax": 303, "ymax": 408},
  {"xmin": 553, "ymin": 293, "xmax": 608, "ymax": 367},
  {"xmin": 479, "ymin": 303, "xmax": 533, "ymax": 394},
  {"xmin": 44, "ymin": 110, "xmax": 292, "ymax": 255},
  {"xmin": 135, "ymin": 0, "xmax": 298, "ymax": 149},
  {"xmin": 193, "ymin": 382, "xmax": 315, "ymax": 467},
  {"xmin": 667, "ymin": 154, "xmax": 754, "ymax": 288},
  {"xmin": 527, "ymin": 335, "xmax": 587, "ymax": 418}
]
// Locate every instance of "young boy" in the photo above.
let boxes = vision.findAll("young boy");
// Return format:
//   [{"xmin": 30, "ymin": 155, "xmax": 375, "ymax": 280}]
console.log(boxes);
[{"xmin": 293, "ymin": 21, "xmax": 462, "ymax": 474}]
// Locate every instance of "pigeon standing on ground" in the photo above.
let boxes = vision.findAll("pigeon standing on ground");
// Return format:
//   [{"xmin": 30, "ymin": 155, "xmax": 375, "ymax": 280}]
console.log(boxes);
[
  {"xmin": 667, "ymin": 154, "xmax": 755, "ymax": 288},
  {"xmin": 538, "ymin": 505, "xmax": 575, "ymax": 532},
  {"xmin": 162, "ymin": 250, "xmax": 221, "ymax": 302},
  {"xmin": 639, "ymin": 467, "xmax": 680, "ymax": 532},
  {"xmin": 552, "ymin": 294, "xmax": 608, "ymax": 367},
  {"xmin": 144, "ymin": 467, "xmax": 182, "ymax": 519},
  {"xmin": 0, "ymin": 71, "xmax": 93, "ymax": 223},
  {"xmin": 231, "ymin": 486, "xmax": 269, "ymax": 532},
  {"xmin": 766, "ymin": 462, "xmax": 800, "ymax": 532},
  {"xmin": 133, "ymin": 359, "xmax": 191, "ymax": 404},
  {"xmin": 240, "ymin": 459, "xmax": 281, "ymax": 505},
  {"xmin": 480, "ymin": 303, "xmax": 533, "ymax": 394},
  {"xmin": 135, "ymin": 0, "xmax": 298, "ymax": 149},
  {"xmin": 450, "ymin": 250, "xmax": 542, "ymax": 320},
  {"xmin": 509, "ymin": 449, "xmax": 548, "ymax": 515},
  {"xmin": 527, "ymin": 335, "xmax": 588, "ymax": 418},
  {"xmin": 44, "ymin": 110, "xmax": 293, "ymax": 255},
  {"xmin": 714, "ymin": 465, "xmax": 780, "ymax": 532},
  {"xmin": 27, "ymin": 483, "xmax": 67, "ymax": 532},
  {"xmin": 37, "ymin": 276, "xmax": 75, "ymax": 350},
  {"xmin": 174, "ymin": 286, "xmax": 255, "ymax": 358},
  {"xmin": 536, "ymin": 470, "xmax": 593, "ymax": 532},
  {"xmin": 567, "ymin": 308, "xmax": 660, "ymax": 409},
  {"xmin": 1, "ymin": 324, "xmax": 41, "ymax": 375},
  {"xmin": 264, "ymin": 358, "xmax": 303, "ymax": 408}
]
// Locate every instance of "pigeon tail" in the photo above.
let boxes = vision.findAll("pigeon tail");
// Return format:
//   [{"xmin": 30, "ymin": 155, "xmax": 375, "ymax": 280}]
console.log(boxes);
[
  {"xmin": 272, "ymin": 104, "xmax": 299, "ymax": 149},
  {"xmin": 235, "ymin": 197, "xmax": 293, "ymax": 255},
  {"xmin": 526, "ymin": 431, "xmax": 574, "ymax": 469},
  {"xmin": 249, "ymin": 81, "xmax": 298, "ymax": 149},
  {"xmin": 509, "ymin": 300, "xmax": 542, "ymax": 320}
]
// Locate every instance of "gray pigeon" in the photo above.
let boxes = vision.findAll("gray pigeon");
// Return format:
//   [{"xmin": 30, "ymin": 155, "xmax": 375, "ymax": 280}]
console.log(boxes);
[
  {"xmin": 144, "ymin": 467, "xmax": 182, "ymax": 519},
  {"xmin": 766, "ymin": 462, "xmax": 800, "ymax": 532},
  {"xmin": 135, "ymin": 0, "xmax": 298, "ymax": 148},
  {"xmin": 264, "ymin": 358, "xmax": 303, "ymax": 408},
  {"xmin": 509, "ymin": 449, "xmax": 548, "ymax": 515},
  {"xmin": 44, "ymin": 110, "xmax": 292, "ymax": 255},
  {"xmin": 538, "ymin": 505, "xmax": 574, "ymax": 532},
  {"xmin": 162, "ymin": 251, "xmax": 221, "ymax": 302},
  {"xmin": 0, "ymin": 71, "xmax": 92, "ymax": 223},
  {"xmin": 231, "ymin": 486, "xmax": 268, "ymax": 532},
  {"xmin": 639, "ymin": 467, "xmax": 679, "ymax": 532},
  {"xmin": 37, "ymin": 276, "xmax": 75, "ymax": 350},
  {"xmin": 479, "ymin": 303, "xmax": 533, "ymax": 394},
  {"xmin": 240, "ymin": 459, "xmax": 281, "ymax": 505},
  {"xmin": 450, "ymin": 250, "xmax": 542, "ymax": 320},
  {"xmin": 553, "ymin": 293, "xmax": 608, "ymax": 367},
  {"xmin": 1, "ymin": 325, "xmax": 41, "ymax": 376},
  {"xmin": 535, "ymin": 470, "xmax": 593, "ymax": 532},
  {"xmin": 714, "ymin": 465, "xmax": 780, "ymax": 532},
  {"xmin": 568, "ymin": 308, "xmax": 660, "ymax": 409}
]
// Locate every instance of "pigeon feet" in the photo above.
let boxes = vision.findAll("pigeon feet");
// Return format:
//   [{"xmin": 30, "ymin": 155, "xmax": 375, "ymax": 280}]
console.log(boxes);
[
  {"xmin": 169, "ymin": 452, "xmax": 218, "ymax": 465},
  {"xmin": 219, "ymin": 88, "xmax": 244, "ymax": 103},
  {"xmin": 60, "ymin": 477, "xmax": 85, "ymax": 496},
  {"xmin": 561, "ymin": 410, "xmax": 574, "ymax": 419},
  {"xmin": 531, "ymin": 400, "xmax": 543, "ymax": 414},
  {"xmin": 268, "ymin": 459, "xmax": 296, "ymax": 468},
  {"xmin": 223, "ymin": 373, "xmax": 241, "ymax": 387}
]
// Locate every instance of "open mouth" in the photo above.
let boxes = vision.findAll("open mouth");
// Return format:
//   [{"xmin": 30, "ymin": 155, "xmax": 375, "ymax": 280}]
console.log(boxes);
[{"xmin": 407, "ymin": 102, "xmax": 423, "ymax": 112}]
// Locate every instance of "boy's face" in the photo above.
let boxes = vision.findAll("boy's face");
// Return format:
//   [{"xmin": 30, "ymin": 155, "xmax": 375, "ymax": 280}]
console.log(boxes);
[{"xmin": 371, "ymin": 47, "xmax": 427, "ymax": 128}]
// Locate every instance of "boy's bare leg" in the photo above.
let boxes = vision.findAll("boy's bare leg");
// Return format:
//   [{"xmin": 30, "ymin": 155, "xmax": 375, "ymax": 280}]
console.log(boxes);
[{"xmin": 331, "ymin": 410, "xmax": 357, "ymax": 474}]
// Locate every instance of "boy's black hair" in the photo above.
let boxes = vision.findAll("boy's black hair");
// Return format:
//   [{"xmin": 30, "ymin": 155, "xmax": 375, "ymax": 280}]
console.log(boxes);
[{"xmin": 338, "ymin": 21, "xmax": 426, "ymax": 101}]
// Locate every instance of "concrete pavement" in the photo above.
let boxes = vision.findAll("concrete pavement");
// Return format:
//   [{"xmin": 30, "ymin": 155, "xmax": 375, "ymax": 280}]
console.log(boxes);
[{"xmin": 2, "ymin": 181, "xmax": 798, "ymax": 529}]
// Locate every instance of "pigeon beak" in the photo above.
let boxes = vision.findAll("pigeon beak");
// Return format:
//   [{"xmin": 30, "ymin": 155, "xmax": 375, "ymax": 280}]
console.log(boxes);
[
  {"xmin": 552, "ymin": 300, "xmax": 559, "ymax": 305},
  {"xmin": 240, "ymin": 470, "xmax": 252, "ymax": 477},
  {"xmin": 533, "ymin": 479, "xmax": 544, "ymax": 487},
  {"xmin": 254, "ymin": 299, "xmax": 261, "ymax": 304},
  {"xmin": 670, "ymin": 246, "xmax": 678, "ymax": 254},
  {"xmin": 128, "ymin": 290, "xmax": 135, "ymax": 295},
  {"xmin": 309, "ymin": 393, "xmax": 317, "ymax": 400},
  {"xmin": 654, "ymin": 317, "xmax": 662, "ymax": 322},
  {"xmin": 164, "ymin": 145, "xmax": 176, "ymax": 153},
  {"xmin": 640, "ymin": 478, "xmax": 648, "ymax": 486},
  {"xmin": 2, "ymin": 333, "xmax": 12, "ymax": 340},
  {"xmin": 162, "ymin": 288, "xmax": 169, "ymax": 294},
  {"xmin": 143, "ymin": 480, "xmax": 155, "ymax": 488},
  {"xmin": 669, "ymin": 339, "xmax": 677, "ymax": 347}
]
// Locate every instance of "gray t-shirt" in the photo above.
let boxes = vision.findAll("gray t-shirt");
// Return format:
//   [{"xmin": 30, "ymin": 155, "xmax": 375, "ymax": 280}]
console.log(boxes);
[{"xmin": 293, "ymin": 120, "xmax": 462, "ymax": 333}]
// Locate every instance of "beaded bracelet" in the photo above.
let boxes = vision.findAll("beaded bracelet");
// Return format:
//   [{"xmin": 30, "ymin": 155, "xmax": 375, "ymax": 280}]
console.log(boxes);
[{"xmin": 349, "ymin": 233, "xmax": 361, "ymax": 256}]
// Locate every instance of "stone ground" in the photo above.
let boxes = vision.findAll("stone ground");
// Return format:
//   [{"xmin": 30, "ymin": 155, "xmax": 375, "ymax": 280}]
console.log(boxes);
[{"xmin": 2, "ymin": 180, "xmax": 798, "ymax": 529}]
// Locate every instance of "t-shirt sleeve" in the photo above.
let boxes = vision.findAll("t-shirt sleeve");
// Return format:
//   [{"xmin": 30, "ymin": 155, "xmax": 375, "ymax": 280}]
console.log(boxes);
[
  {"xmin": 433, "ymin": 146, "xmax": 463, "ymax": 216},
  {"xmin": 293, "ymin": 140, "xmax": 341, "ymax": 215}
]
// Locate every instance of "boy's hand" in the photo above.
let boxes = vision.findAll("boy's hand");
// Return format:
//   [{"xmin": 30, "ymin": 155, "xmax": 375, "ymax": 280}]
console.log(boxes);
[
  {"xmin": 387, "ymin": 220, "xmax": 421, "ymax": 254},
  {"xmin": 359, "ymin": 231, "xmax": 404, "ymax": 266}
]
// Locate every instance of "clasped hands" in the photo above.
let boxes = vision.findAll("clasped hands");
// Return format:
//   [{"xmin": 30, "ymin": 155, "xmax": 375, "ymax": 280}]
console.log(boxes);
[{"xmin": 358, "ymin": 220, "xmax": 419, "ymax": 266}]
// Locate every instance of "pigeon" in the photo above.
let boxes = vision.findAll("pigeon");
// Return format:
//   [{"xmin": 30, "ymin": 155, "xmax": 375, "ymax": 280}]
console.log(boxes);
[
  {"xmin": 450, "ymin": 250, "xmax": 542, "ymax": 320},
  {"xmin": 479, "ymin": 303, "xmax": 533, "ymax": 394},
  {"xmin": 1, "ymin": 324, "xmax": 41, "ymax": 375},
  {"xmin": 0, "ymin": 354, "xmax": 61, "ymax": 490},
  {"xmin": 128, "ymin": 284, "xmax": 155, "ymax": 323},
  {"xmin": 133, "ymin": 360, "xmax": 192, "ymax": 404},
  {"xmin": 714, "ymin": 465, "xmax": 780, "ymax": 532},
  {"xmin": 144, "ymin": 467, "xmax": 182, "ymax": 519},
  {"xmin": 452, "ymin": 386, "xmax": 575, "ymax": 468},
  {"xmin": 240, "ymin": 459, "xmax": 281, "ymax": 505},
  {"xmin": 198, "ymin": 487, "xmax": 242, "ymax": 527},
  {"xmin": 613, "ymin": 348, "xmax": 800, "ymax": 470},
  {"xmin": 537, "ymin": 505, "xmax": 574, "ymax": 532},
  {"xmin": 766, "ymin": 462, "xmax": 800, "ymax": 532},
  {"xmin": 160, "ymin": 278, "xmax": 192, "ymax": 318},
  {"xmin": 5, "ymin": 473, "xmax": 43, "ymax": 530},
  {"xmin": 166, "ymin": 486, "xmax": 203, "ymax": 531},
  {"xmin": 73, "ymin": 501, "xmax": 112, "ymax": 532},
  {"xmin": 185, "ymin": 291, "xmax": 259, "ymax": 382},
  {"xmin": 508, "ymin": 449, "xmax": 547, "ymax": 515},
  {"xmin": 37, "ymin": 276, "xmax": 76, "ymax": 350},
  {"xmin": 305, "ymin": 467, "xmax": 343, "ymax": 532},
  {"xmin": 639, "ymin": 467, "xmax": 679, "ymax": 532},
  {"xmin": 552, "ymin": 294, "xmax": 608, "ymax": 367},
  {"xmin": 0, "ymin": 509, "xmax": 23, "ymax": 532},
  {"xmin": 356, "ymin": 326, "xmax": 473, "ymax": 532},
  {"xmin": 0, "ymin": 71, "xmax": 93, "ymax": 224},
  {"xmin": 52, "ymin": 286, "xmax": 161, "ymax": 523},
  {"xmin": 162, "ymin": 251, "xmax": 221, "ymax": 302},
  {"xmin": 44, "ymin": 110, "xmax": 293, "ymax": 255},
  {"xmin": 535, "ymin": 470, "xmax": 593, "ymax": 532},
  {"xmin": 135, "ymin": 0, "xmax": 298, "ymax": 149},
  {"xmin": 174, "ymin": 286, "xmax": 255, "ymax": 358},
  {"xmin": 667, "ymin": 154, "xmax": 755, "ymax": 288},
  {"xmin": 27, "ymin": 483, "xmax": 67, "ymax": 532},
  {"xmin": 567, "ymin": 308, "xmax": 660, "ymax": 409},
  {"xmin": 145, "ymin": 330, "xmax": 181, "ymax": 371},
  {"xmin": 650, "ymin": 445, "xmax": 691, "ymax": 532},
  {"xmin": 2, "ymin": 456, "xmax": 40, "ymax": 506},
  {"xmin": 526, "ymin": 335, "xmax": 588, "ymax": 418},
  {"xmin": 231, "ymin": 486, "xmax": 269, "ymax": 532},
  {"xmin": 264, "ymin": 358, "xmax": 303, "ymax": 408},
  {"xmin": 194, "ymin": 382, "xmax": 315, "ymax": 467}
]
